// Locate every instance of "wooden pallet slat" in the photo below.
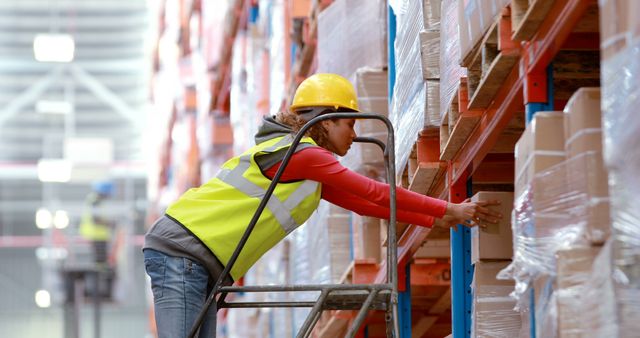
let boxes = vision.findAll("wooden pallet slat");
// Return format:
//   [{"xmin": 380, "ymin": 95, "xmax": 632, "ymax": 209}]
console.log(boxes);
[{"xmin": 511, "ymin": 0, "xmax": 555, "ymax": 41}]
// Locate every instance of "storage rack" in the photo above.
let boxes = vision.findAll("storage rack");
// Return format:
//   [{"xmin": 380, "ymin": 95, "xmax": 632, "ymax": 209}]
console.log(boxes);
[{"xmin": 151, "ymin": 0, "xmax": 600, "ymax": 337}]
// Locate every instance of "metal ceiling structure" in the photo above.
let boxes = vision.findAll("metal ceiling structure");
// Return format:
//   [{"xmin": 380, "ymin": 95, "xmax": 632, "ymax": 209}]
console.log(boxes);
[{"xmin": 0, "ymin": 0, "xmax": 150, "ymax": 239}]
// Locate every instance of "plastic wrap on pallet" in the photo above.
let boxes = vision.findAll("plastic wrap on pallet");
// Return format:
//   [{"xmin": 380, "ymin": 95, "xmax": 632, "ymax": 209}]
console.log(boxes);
[
  {"xmin": 425, "ymin": 80, "xmax": 440, "ymax": 127},
  {"xmin": 419, "ymin": 29, "xmax": 440, "ymax": 79},
  {"xmin": 423, "ymin": 0, "xmax": 441, "ymax": 29},
  {"xmin": 230, "ymin": 32, "xmax": 259, "ymax": 154},
  {"xmin": 557, "ymin": 240, "xmax": 619, "ymax": 336},
  {"xmin": 601, "ymin": 29, "xmax": 640, "ymax": 337},
  {"xmin": 340, "ymin": 67, "xmax": 388, "ymax": 178},
  {"xmin": 317, "ymin": 0, "xmax": 387, "ymax": 82},
  {"xmin": 500, "ymin": 152, "xmax": 610, "ymax": 310},
  {"xmin": 267, "ymin": 0, "xmax": 286, "ymax": 115},
  {"xmin": 533, "ymin": 275, "xmax": 558, "ymax": 338},
  {"xmin": 472, "ymin": 261, "xmax": 522, "ymax": 337},
  {"xmin": 555, "ymin": 246, "xmax": 601, "ymax": 337},
  {"xmin": 457, "ymin": 0, "xmax": 509, "ymax": 62},
  {"xmin": 439, "ymin": 0, "xmax": 466, "ymax": 119},
  {"xmin": 290, "ymin": 201, "xmax": 352, "ymax": 333},
  {"xmin": 234, "ymin": 241, "xmax": 292, "ymax": 337},
  {"xmin": 390, "ymin": 0, "xmax": 429, "ymax": 173}
]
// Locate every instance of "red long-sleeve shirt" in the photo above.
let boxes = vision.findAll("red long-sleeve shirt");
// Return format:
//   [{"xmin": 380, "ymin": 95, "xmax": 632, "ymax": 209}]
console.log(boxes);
[{"xmin": 264, "ymin": 146, "xmax": 447, "ymax": 227}]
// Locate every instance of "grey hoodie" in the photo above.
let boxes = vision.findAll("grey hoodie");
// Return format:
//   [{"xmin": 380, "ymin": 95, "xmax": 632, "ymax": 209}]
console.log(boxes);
[{"xmin": 253, "ymin": 115, "xmax": 316, "ymax": 171}]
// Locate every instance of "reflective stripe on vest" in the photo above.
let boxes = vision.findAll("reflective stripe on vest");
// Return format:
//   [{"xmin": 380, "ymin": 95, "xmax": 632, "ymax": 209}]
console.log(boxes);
[{"xmin": 217, "ymin": 135, "xmax": 319, "ymax": 233}]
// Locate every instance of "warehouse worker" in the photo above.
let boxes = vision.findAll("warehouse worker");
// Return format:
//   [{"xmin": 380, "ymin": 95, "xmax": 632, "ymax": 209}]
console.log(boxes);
[
  {"xmin": 81, "ymin": 180, "xmax": 115, "ymax": 266},
  {"xmin": 143, "ymin": 73, "xmax": 501, "ymax": 338}
]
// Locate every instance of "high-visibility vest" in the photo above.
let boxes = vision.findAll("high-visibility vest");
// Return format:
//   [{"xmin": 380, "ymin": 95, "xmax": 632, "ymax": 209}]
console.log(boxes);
[
  {"xmin": 166, "ymin": 135, "xmax": 322, "ymax": 280},
  {"xmin": 79, "ymin": 194, "xmax": 112, "ymax": 241}
]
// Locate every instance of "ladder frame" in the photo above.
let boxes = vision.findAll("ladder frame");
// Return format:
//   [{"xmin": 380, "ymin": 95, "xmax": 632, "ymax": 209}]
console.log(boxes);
[{"xmin": 188, "ymin": 113, "xmax": 400, "ymax": 338}]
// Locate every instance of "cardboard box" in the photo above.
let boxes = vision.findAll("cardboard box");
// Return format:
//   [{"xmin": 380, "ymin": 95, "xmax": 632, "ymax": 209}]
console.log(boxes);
[
  {"xmin": 423, "ymin": 0, "xmax": 441, "ymax": 29},
  {"xmin": 563, "ymin": 88, "xmax": 603, "ymax": 158},
  {"xmin": 556, "ymin": 247, "xmax": 601, "ymax": 337},
  {"xmin": 415, "ymin": 239, "xmax": 450, "ymax": 258},
  {"xmin": 457, "ymin": 0, "xmax": 510, "ymax": 62},
  {"xmin": 472, "ymin": 261, "xmax": 521, "ymax": 338},
  {"xmin": 317, "ymin": 0, "xmax": 387, "ymax": 81},
  {"xmin": 355, "ymin": 68, "xmax": 388, "ymax": 134},
  {"xmin": 352, "ymin": 214, "xmax": 382, "ymax": 263},
  {"xmin": 562, "ymin": 90, "xmax": 610, "ymax": 244},
  {"xmin": 470, "ymin": 191, "xmax": 514, "ymax": 263},
  {"xmin": 514, "ymin": 111, "xmax": 566, "ymax": 198},
  {"xmin": 599, "ymin": 0, "xmax": 639, "ymax": 60},
  {"xmin": 326, "ymin": 214, "xmax": 352, "ymax": 283},
  {"xmin": 425, "ymin": 80, "xmax": 440, "ymax": 126},
  {"xmin": 420, "ymin": 30, "xmax": 440, "ymax": 79}
]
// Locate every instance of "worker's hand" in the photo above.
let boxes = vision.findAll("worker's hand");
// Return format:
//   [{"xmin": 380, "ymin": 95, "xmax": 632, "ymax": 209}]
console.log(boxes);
[
  {"xmin": 433, "ymin": 215, "xmax": 460, "ymax": 231},
  {"xmin": 444, "ymin": 199, "xmax": 502, "ymax": 230}
]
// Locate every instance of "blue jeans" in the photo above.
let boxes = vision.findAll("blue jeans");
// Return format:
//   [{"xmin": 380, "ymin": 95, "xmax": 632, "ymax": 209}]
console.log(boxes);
[{"xmin": 144, "ymin": 249, "xmax": 217, "ymax": 338}]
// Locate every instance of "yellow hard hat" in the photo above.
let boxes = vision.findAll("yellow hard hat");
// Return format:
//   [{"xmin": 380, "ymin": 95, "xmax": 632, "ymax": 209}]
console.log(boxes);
[{"xmin": 290, "ymin": 73, "xmax": 359, "ymax": 112}]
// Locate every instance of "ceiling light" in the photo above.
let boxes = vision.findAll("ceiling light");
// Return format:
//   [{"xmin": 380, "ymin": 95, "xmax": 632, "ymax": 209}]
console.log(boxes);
[
  {"xmin": 33, "ymin": 33, "xmax": 75, "ymax": 63},
  {"xmin": 53, "ymin": 210, "xmax": 69, "ymax": 229},
  {"xmin": 35, "ymin": 290, "xmax": 51, "ymax": 308},
  {"xmin": 35, "ymin": 208, "xmax": 52, "ymax": 229},
  {"xmin": 36, "ymin": 100, "xmax": 73, "ymax": 115},
  {"xmin": 37, "ymin": 159, "xmax": 72, "ymax": 182}
]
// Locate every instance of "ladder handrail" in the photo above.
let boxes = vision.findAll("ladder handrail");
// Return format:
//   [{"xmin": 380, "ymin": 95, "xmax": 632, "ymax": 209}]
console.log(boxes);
[{"xmin": 188, "ymin": 113, "xmax": 399, "ymax": 338}]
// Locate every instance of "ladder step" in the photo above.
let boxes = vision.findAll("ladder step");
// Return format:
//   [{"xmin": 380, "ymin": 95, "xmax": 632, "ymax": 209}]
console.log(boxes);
[{"xmin": 321, "ymin": 289, "xmax": 391, "ymax": 311}]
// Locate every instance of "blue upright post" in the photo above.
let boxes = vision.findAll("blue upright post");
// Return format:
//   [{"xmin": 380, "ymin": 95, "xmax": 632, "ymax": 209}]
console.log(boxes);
[
  {"xmin": 523, "ymin": 63, "xmax": 553, "ymax": 338},
  {"xmin": 388, "ymin": 4, "xmax": 397, "ymax": 102},
  {"xmin": 450, "ymin": 176, "xmax": 473, "ymax": 338},
  {"xmin": 399, "ymin": 263, "xmax": 412, "ymax": 338}
]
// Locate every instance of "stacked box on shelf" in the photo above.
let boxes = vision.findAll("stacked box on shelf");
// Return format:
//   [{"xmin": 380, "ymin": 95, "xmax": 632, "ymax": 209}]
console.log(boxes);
[
  {"xmin": 457, "ymin": 0, "xmax": 510, "ymax": 64},
  {"xmin": 472, "ymin": 261, "xmax": 522, "ymax": 337},
  {"xmin": 563, "ymin": 88, "xmax": 610, "ymax": 244},
  {"xmin": 514, "ymin": 112, "xmax": 566, "ymax": 198},
  {"xmin": 469, "ymin": 192, "xmax": 522, "ymax": 337},
  {"xmin": 439, "ymin": 0, "xmax": 466, "ymax": 121},
  {"xmin": 340, "ymin": 67, "xmax": 388, "ymax": 265},
  {"xmin": 419, "ymin": 0, "xmax": 441, "ymax": 128},
  {"xmin": 347, "ymin": 67, "xmax": 389, "ymax": 172},
  {"xmin": 238, "ymin": 241, "xmax": 293, "ymax": 338},
  {"xmin": 317, "ymin": 0, "xmax": 387, "ymax": 82},
  {"xmin": 352, "ymin": 213, "xmax": 382, "ymax": 263},
  {"xmin": 599, "ymin": 0, "xmax": 640, "ymax": 336},
  {"xmin": 502, "ymin": 90, "xmax": 614, "ymax": 335},
  {"xmin": 422, "ymin": 0, "xmax": 441, "ymax": 30},
  {"xmin": 504, "ymin": 111, "xmax": 566, "ymax": 317},
  {"xmin": 390, "ymin": 0, "xmax": 431, "ymax": 172},
  {"xmin": 288, "ymin": 202, "xmax": 352, "ymax": 333},
  {"xmin": 555, "ymin": 246, "xmax": 601, "ymax": 337}
]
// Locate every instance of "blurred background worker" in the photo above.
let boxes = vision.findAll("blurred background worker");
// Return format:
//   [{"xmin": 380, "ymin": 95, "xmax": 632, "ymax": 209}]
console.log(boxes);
[{"xmin": 80, "ymin": 181, "xmax": 116, "ymax": 268}]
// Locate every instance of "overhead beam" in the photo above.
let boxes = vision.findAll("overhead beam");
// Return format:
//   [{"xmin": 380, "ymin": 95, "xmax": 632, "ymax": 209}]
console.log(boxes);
[
  {"xmin": 0, "ymin": 65, "xmax": 63, "ymax": 128},
  {"xmin": 0, "ymin": 1, "xmax": 148, "ymax": 10},
  {"xmin": 69, "ymin": 64, "xmax": 143, "ymax": 129},
  {"xmin": 0, "ymin": 59, "xmax": 147, "ymax": 72}
]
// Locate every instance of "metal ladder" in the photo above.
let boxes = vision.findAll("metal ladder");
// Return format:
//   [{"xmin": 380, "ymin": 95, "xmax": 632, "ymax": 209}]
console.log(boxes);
[{"xmin": 188, "ymin": 113, "xmax": 400, "ymax": 338}]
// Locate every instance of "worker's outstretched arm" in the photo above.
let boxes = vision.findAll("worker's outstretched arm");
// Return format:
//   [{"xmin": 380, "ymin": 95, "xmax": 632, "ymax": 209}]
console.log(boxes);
[{"xmin": 321, "ymin": 184, "xmax": 435, "ymax": 227}]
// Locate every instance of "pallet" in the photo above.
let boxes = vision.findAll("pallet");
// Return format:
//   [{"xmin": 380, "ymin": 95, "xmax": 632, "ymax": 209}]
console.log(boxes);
[
  {"xmin": 466, "ymin": 7, "xmax": 520, "ymax": 110},
  {"xmin": 511, "ymin": 0, "xmax": 555, "ymax": 41},
  {"xmin": 407, "ymin": 129, "xmax": 446, "ymax": 196},
  {"xmin": 439, "ymin": 78, "xmax": 483, "ymax": 161}
]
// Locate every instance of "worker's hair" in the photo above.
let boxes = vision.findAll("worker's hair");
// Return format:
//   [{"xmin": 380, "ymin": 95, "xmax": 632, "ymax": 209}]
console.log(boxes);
[{"xmin": 276, "ymin": 110, "xmax": 331, "ymax": 149}]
